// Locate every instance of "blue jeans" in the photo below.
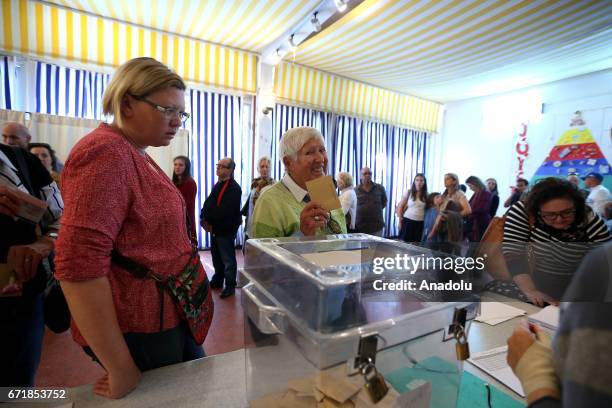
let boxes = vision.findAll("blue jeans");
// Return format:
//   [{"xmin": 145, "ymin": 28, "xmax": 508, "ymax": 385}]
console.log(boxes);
[
  {"xmin": 0, "ymin": 294, "xmax": 45, "ymax": 386},
  {"xmin": 210, "ymin": 234, "xmax": 237, "ymax": 289}
]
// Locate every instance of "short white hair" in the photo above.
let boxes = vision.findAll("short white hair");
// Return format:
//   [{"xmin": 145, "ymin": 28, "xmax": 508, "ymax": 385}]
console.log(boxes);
[
  {"xmin": 279, "ymin": 127, "xmax": 325, "ymax": 160},
  {"xmin": 258, "ymin": 156, "xmax": 271, "ymax": 167}
]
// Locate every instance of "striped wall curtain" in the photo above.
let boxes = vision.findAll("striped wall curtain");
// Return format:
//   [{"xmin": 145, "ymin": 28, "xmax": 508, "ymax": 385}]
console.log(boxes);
[
  {"xmin": 384, "ymin": 127, "xmax": 428, "ymax": 237},
  {"xmin": 35, "ymin": 61, "xmax": 110, "ymax": 119},
  {"xmin": 188, "ymin": 89, "xmax": 245, "ymax": 249},
  {"xmin": 321, "ymin": 114, "xmax": 429, "ymax": 238},
  {"xmin": 270, "ymin": 103, "xmax": 332, "ymax": 181},
  {"xmin": 1, "ymin": 55, "xmax": 16, "ymax": 109},
  {"xmin": 330, "ymin": 116, "xmax": 358, "ymax": 181}
]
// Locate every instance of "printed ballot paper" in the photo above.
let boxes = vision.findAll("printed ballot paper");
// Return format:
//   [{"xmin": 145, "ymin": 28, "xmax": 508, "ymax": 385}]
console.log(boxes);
[
  {"xmin": 475, "ymin": 302, "xmax": 526, "ymax": 326},
  {"xmin": 468, "ymin": 346, "xmax": 525, "ymax": 397},
  {"xmin": 0, "ymin": 183, "xmax": 47, "ymax": 224},
  {"xmin": 306, "ymin": 176, "xmax": 341, "ymax": 211}
]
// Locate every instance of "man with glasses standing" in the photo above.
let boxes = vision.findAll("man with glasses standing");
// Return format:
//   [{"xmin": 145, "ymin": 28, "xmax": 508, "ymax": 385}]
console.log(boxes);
[
  {"xmin": 201, "ymin": 158, "xmax": 242, "ymax": 299},
  {"xmin": 355, "ymin": 167, "xmax": 388, "ymax": 236}
]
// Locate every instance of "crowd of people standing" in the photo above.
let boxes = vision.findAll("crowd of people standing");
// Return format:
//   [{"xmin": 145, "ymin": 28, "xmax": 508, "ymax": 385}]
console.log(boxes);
[{"xmin": 1, "ymin": 57, "xmax": 611, "ymax": 407}]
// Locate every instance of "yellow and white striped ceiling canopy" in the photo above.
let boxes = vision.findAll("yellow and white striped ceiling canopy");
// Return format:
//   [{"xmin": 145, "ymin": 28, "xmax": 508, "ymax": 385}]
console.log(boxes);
[
  {"xmin": 46, "ymin": 0, "xmax": 320, "ymax": 53},
  {"xmin": 41, "ymin": 0, "xmax": 612, "ymax": 102},
  {"xmin": 292, "ymin": 0, "xmax": 612, "ymax": 102}
]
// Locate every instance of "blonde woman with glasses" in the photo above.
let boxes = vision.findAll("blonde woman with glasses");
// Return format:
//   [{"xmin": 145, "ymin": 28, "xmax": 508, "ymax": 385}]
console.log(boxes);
[{"xmin": 54, "ymin": 58, "xmax": 213, "ymax": 399}]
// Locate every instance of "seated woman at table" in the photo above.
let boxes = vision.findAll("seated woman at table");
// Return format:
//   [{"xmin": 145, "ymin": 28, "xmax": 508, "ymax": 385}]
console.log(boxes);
[
  {"xmin": 250, "ymin": 127, "xmax": 346, "ymax": 238},
  {"xmin": 503, "ymin": 177, "xmax": 610, "ymax": 306},
  {"xmin": 507, "ymin": 241, "xmax": 612, "ymax": 407}
]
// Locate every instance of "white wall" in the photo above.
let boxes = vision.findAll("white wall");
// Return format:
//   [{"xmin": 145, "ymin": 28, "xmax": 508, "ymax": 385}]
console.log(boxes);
[{"xmin": 436, "ymin": 69, "xmax": 612, "ymax": 216}]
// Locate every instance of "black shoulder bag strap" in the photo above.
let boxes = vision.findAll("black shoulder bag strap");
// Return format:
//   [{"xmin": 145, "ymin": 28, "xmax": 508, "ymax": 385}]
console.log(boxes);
[
  {"xmin": 110, "ymin": 250, "xmax": 167, "ymax": 330},
  {"xmin": 110, "ymin": 250, "xmax": 152, "ymax": 279}
]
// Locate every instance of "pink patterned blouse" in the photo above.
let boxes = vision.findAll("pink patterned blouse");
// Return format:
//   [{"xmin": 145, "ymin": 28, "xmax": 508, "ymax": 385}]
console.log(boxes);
[{"xmin": 55, "ymin": 124, "xmax": 198, "ymax": 346}]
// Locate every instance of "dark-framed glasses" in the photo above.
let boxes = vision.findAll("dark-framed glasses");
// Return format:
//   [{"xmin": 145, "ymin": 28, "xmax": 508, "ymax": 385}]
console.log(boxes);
[
  {"xmin": 131, "ymin": 94, "xmax": 190, "ymax": 122},
  {"xmin": 539, "ymin": 208, "xmax": 576, "ymax": 222}
]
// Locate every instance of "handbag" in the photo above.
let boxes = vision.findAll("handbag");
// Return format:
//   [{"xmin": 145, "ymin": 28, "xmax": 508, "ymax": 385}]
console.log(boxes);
[
  {"xmin": 111, "ymin": 249, "xmax": 214, "ymax": 345},
  {"xmin": 43, "ymin": 265, "xmax": 71, "ymax": 333}
]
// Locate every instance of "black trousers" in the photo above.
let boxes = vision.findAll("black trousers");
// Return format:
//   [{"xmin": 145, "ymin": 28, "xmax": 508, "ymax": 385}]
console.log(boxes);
[
  {"xmin": 84, "ymin": 322, "xmax": 205, "ymax": 372},
  {"xmin": 399, "ymin": 218, "xmax": 424, "ymax": 243},
  {"xmin": 0, "ymin": 294, "xmax": 45, "ymax": 386}
]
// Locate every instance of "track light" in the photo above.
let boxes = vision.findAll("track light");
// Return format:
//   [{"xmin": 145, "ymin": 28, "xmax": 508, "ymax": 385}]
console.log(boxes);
[
  {"xmin": 288, "ymin": 34, "xmax": 297, "ymax": 52},
  {"xmin": 335, "ymin": 0, "xmax": 348, "ymax": 12},
  {"xmin": 270, "ymin": 48, "xmax": 282, "ymax": 65},
  {"xmin": 311, "ymin": 12, "xmax": 321, "ymax": 32}
]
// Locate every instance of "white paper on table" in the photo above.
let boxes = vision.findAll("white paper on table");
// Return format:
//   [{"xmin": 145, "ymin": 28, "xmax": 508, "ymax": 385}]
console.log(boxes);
[
  {"xmin": 468, "ymin": 345, "xmax": 525, "ymax": 397},
  {"xmin": 301, "ymin": 250, "xmax": 364, "ymax": 268},
  {"xmin": 475, "ymin": 302, "xmax": 526, "ymax": 325},
  {"xmin": 528, "ymin": 305, "xmax": 560, "ymax": 332}
]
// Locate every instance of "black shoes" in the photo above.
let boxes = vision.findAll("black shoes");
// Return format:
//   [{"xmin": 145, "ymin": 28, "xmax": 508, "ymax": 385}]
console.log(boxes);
[
  {"xmin": 220, "ymin": 287, "xmax": 235, "ymax": 299},
  {"xmin": 209, "ymin": 280, "xmax": 223, "ymax": 289}
]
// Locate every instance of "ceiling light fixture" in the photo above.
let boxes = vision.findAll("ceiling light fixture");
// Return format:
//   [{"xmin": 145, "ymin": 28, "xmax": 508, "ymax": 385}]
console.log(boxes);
[
  {"xmin": 288, "ymin": 34, "xmax": 297, "ymax": 52},
  {"xmin": 270, "ymin": 48, "xmax": 283, "ymax": 65},
  {"xmin": 335, "ymin": 0, "xmax": 348, "ymax": 12},
  {"xmin": 311, "ymin": 12, "xmax": 322, "ymax": 32}
]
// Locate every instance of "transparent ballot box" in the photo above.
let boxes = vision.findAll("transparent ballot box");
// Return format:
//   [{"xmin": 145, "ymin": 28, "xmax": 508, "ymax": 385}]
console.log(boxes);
[{"xmin": 242, "ymin": 234, "xmax": 480, "ymax": 407}]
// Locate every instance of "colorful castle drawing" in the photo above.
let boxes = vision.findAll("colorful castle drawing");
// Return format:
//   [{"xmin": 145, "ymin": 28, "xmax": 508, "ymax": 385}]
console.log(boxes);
[{"xmin": 531, "ymin": 111, "xmax": 611, "ymax": 191}]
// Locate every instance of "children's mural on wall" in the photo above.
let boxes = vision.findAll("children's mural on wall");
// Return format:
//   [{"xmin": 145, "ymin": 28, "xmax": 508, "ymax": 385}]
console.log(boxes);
[{"xmin": 531, "ymin": 111, "xmax": 611, "ymax": 191}]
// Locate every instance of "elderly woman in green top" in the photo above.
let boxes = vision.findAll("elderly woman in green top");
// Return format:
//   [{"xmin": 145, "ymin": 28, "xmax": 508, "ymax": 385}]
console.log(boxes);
[{"xmin": 251, "ymin": 127, "xmax": 347, "ymax": 238}]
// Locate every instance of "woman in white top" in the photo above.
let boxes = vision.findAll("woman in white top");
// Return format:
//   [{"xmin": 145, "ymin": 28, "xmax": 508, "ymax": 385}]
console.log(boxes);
[
  {"xmin": 396, "ymin": 173, "xmax": 428, "ymax": 242},
  {"xmin": 337, "ymin": 172, "xmax": 357, "ymax": 232}
]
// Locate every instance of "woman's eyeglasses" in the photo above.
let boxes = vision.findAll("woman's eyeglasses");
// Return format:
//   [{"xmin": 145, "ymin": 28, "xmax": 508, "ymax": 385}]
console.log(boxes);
[
  {"xmin": 131, "ymin": 95, "xmax": 190, "ymax": 123},
  {"xmin": 539, "ymin": 208, "xmax": 576, "ymax": 222}
]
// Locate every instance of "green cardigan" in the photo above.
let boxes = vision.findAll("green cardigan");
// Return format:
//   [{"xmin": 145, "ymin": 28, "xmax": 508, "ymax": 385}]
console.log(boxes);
[{"xmin": 251, "ymin": 181, "xmax": 347, "ymax": 238}]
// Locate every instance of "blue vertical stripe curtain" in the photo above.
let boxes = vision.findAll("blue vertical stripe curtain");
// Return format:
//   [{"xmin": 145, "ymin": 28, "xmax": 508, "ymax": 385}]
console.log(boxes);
[
  {"xmin": 273, "ymin": 104, "xmax": 428, "ymax": 238},
  {"xmin": 270, "ymin": 104, "xmax": 332, "ymax": 181},
  {"xmin": 188, "ymin": 89, "xmax": 245, "ymax": 249},
  {"xmin": 35, "ymin": 61, "xmax": 111, "ymax": 120},
  {"xmin": 384, "ymin": 127, "xmax": 428, "ymax": 237},
  {"xmin": 1, "ymin": 55, "xmax": 16, "ymax": 110}
]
